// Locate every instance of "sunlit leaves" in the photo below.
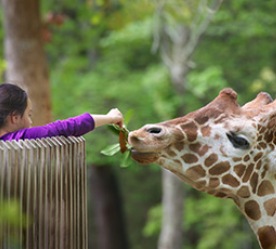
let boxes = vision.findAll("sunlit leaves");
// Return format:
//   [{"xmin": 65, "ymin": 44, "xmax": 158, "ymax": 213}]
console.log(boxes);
[{"xmin": 250, "ymin": 67, "xmax": 276, "ymax": 93}]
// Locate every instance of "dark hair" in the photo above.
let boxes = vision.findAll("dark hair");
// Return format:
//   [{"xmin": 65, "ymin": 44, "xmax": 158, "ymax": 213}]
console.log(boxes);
[{"xmin": 0, "ymin": 83, "xmax": 28, "ymax": 128}]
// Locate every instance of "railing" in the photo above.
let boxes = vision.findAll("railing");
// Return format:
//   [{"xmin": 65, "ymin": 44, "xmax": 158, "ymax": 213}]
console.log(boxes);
[{"xmin": 0, "ymin": 136, "xmax": 87, "ymax": 249}]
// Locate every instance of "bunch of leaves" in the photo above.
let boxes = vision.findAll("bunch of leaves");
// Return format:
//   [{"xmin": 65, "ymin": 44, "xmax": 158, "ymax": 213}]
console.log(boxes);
[{"xmin": 101, "ymin": 110, "xmax": 133, "ymax": 167}]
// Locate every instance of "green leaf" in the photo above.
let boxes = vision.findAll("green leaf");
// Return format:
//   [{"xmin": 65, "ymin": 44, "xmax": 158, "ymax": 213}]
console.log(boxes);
[
  {"xmin": 120, "ymin": 150, "xmax": 132, "ymax": 168},
  {"xmin": 124, "ymin": 109, "xmax": 134, "ymax": 126},
  {"xmin": 100, "ymin": 143, "xmax": 121, "ymax": 156},
  {"xmin": 107, "ymin": 125, "xmax": 121, "ymax": 135}
]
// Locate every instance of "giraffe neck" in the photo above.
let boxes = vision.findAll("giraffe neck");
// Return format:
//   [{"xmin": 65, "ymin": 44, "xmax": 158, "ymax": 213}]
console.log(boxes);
[
  {"xmin": 156, "ymin": 124, "xmax": 276, "ymax": 249},
  {"xmin": 236, "ymin": 195, "xmax": 276, "ymax": 249}
]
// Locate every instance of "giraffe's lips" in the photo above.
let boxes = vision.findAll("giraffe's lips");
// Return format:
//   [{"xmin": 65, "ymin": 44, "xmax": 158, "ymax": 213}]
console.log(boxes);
[{"xmin": 130, "ymin": 149, "xmax": 159, "ymax": 164}]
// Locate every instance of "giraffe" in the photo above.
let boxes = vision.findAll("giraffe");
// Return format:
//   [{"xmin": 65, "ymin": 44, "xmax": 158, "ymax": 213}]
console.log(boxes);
[{"xmin": 128, "ymin": 88, "xmax": 276, "ymax": 249}]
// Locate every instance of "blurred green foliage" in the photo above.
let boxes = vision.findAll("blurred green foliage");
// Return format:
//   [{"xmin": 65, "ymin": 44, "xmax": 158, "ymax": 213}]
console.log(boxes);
[{"xmin": 0, "ymin": 199, "xmax": 29, "ymax": 246}]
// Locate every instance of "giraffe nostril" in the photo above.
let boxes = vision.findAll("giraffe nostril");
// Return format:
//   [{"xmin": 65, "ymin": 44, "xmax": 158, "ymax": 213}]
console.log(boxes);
[
  {"xmin": 128, "ymin": 133, "xmax": 143, "ymax": 145},
  {"xmin": 130, "ymin": 136, "xmax": 140, "ymax": 143},
  {"xmin": 146, "ymin": 127, "xmax": 162, "ymax": 134}
]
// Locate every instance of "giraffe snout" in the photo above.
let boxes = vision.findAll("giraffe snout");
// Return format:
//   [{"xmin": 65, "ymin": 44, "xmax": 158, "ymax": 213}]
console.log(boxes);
[
  {"xmin": 128, "ymin": 125, "xmax": 168, "ymax": 152},
  {"xmin": 128, "ymin": 131, "xmax": 143, "ymax": 145},
  {"xmin": 129, "ymin": 125, "xmax": 165, "ymax": 144}
]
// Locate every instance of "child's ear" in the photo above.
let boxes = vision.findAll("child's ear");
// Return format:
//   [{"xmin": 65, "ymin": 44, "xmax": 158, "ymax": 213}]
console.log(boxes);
[{"xmin": 10, "ymin": 113, "xmax": 20, "ymax": 124}]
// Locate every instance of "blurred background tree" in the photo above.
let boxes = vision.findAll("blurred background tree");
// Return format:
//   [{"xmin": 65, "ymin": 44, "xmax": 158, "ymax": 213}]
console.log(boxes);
[
  {"xmin": 2, "ymin": 0, "xmax": 52, "ymax": 125},
  {"xmin": 0, "ymin": 0, "xmax": 275, "ymax": 248}
]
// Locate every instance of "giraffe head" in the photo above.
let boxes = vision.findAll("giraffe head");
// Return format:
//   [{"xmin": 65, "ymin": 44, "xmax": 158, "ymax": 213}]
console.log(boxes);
[{"xmin": 128, "ymin": 88, "xmax": 276, "ymax": 249}]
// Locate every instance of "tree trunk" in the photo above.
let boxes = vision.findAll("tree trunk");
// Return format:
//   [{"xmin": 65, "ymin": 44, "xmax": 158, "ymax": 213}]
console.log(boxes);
[
  {"xmin": 157, "ymin": 28, "xmax": 189, "ymax": 249},
  {"xmin": 154, "ymin": 2, "xmax": 224, "ymax": 248},
  {"xmin": 2, "ymin": 0, "xmax": 52, "ymax": 125},
  {"xmin": 158, "ymin": 170, "xmax": 184, "ymax": 249},
  {"xmin": 89, "ymin": 165, "xmax": 129, "ymax": 249}
]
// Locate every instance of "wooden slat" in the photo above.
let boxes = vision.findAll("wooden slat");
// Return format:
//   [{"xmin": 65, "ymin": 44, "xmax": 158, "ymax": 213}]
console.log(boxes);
[{"xmin": 0, "ymin": 136, "xmax": 87, "ymax": 249}]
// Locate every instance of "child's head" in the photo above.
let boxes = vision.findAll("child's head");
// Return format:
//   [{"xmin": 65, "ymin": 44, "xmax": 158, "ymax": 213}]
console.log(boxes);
[{"xmin": 0, "ymin": 83, "xmax": 32, "ymax": 130}]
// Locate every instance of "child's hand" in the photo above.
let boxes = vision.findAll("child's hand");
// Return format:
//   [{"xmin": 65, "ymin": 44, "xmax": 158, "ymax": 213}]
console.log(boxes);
[
  {"xmin": 107, "ymin": 108, "xmax": 124, "ymax": 127},
  {"xmin": 101, "ymin": 110, "xmax": 133, "ymax": 167}
]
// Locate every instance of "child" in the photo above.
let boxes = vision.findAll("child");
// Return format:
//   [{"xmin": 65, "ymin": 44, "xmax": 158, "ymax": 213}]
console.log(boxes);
[{"xmin": 0, "ymin": 83, "xmax": 123, "ymax": 141}]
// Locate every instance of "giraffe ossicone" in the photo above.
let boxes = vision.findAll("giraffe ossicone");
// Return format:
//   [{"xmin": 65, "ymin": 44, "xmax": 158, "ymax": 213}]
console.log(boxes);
[{"xmin": 128, "ymin": 88, "xmax": 276, "ymax": 249}]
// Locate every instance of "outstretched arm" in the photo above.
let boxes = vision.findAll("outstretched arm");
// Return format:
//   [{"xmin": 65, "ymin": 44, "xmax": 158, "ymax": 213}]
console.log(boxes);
[
  {"xmin": 93, "ymin": 108, "xmax": 123, "ymax": 128},
  {"xmin": 0, "ymin": 109, "xmax": 124, "ymax": 141}
]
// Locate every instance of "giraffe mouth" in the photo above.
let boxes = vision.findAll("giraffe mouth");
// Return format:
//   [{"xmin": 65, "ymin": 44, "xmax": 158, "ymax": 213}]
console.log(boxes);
[{"xmin": 130, "ymin": 149, "xmax": 159, "ymax": 165}]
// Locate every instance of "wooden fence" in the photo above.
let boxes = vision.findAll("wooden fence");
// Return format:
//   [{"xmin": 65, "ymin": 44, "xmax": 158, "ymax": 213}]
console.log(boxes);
[{"xmin": 0, "ymin": 136, "xmax": 87, "ymax": 249}]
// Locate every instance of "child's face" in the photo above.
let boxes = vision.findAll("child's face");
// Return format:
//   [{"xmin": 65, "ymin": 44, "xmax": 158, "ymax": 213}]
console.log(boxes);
[{"xmin": 16, "ymin": 98, "xmax": 33, "ymax": 129}]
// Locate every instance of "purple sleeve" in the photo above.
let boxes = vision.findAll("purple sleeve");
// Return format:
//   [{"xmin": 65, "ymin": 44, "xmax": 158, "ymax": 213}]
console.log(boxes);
[{"xmin": 0, "ymin": 113, "xmax": 95, "ymax": 141}]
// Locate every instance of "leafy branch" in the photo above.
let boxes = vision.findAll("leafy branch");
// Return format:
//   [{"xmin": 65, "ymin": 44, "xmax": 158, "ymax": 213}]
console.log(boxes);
[{"xmin": 101, "ymin": 111, "xmax": 133, "ymax": 167}]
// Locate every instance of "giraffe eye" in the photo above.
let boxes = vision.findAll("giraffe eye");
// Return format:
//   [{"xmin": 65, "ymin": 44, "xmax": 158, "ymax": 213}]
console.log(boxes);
[
  {"xmin": 146, "ymin": 127, "xmax": 162, "ymax": 134},
  {"xmin": 227, "ymin": 132, "xmax": 250, "ymax": 150}
]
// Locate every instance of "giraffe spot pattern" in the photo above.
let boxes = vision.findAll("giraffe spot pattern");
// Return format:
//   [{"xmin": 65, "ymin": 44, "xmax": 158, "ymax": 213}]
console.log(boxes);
[
  {"xmin": 263, "ymin": 198, "xmax": 276, "ymax": 216},
  {"xmin": 269, "ymin": 144, "xmax": 275, "ymax": 151},
  {"xmin": 259, "ymin": 142, "xmax": 267, "ymax": 149},
  {"xmin": 181, "ymin": 153, "xmax": 198, "ymax": 164},
  {"xmin": 233, "ymin": 157, "xmax": 242, "ymax": 162},
  {"xmin": 181, "ymin": 121, "xmax": 198, "ymax": 142},
  {"xmin": 253, "ymin": 152, "xmax": 263, "ymax": 162},
  {"xmin": 222, "ymin": 174, "xmax": 240, "ymax": 187},
  {"xmin": 200, "ymin": 125, "xmax": 211, "ymax": 137},
  {"xmin": 186, "ymin": 131, "xmax": 198, "ymax": 142},
  {"xmin": 257, "ymin": 180, "xmax": 275, "ymax": 196},
  {"xmin": 207, "ymin": 189, "xmax": 216, "ymax": 196},
  {"xmin": 250, "ymin": 172, "xmax": 259, "ymax": 194},
  {"xmin": 195, "ymin": 180, "xmax": 207, "ymax": 191},
  {"xmin": 213, "ymin": 191, "xmax": 227, "ymax": 198},
  {"xmin": 194, "ymin": 115, "xmax": 209, "ymax": 125},
  {"xmin": 175, "ymin": 142, "xmax": 184, "ymax": 152},
  {"xmin": 209, "ymin": 177, "xmax": 220, "ymax": 188},
  {"xmin": 237, "ymin": 186, "xmax": 250, "ymax": 198},
  {"xmin": 261, "ymin": 164, "xmax": 269, "ymax": 179},
  {"xmin": 264, "ymin": 131, "xmax": 274, "ymax": 143},
  {"xmin": 166, "ymin": 149, "xmax": 177, "ymax": 157},
  {"xmin": 185, "ymin": 165, "xmax": 206, "ymax": 181},
  {"xmin": 242, "ymin": 164, "xmax": 255, "ymax": 182},
  {"xmin": 244, "ymin": 200, "xmax": 261, "ymax": 220},
  {"xmin": 189, "ymin": 143, "xmax": 209, "ymax": 156},
  {"xmin": 243, "ymin": 155, "xmax": 250, "ymax": 162},
  {"xmin": 234, "ymin": 164, "xmax": 246, "ymax": 177},
  {"xmin": 267, "ymin": 117, "xmax": 276, "ymax": 129},
  {"xmin": 257, "ymin": 226, "xmax": 276, "ymax": 249},
  {"xmin": 204, "ymin": 153, "xmax": 218, "ymax": 167},
  {"xmin": 209, "ymin": 162, "xmax": 230, "ymax": 175},
  {"xmin": 256, "ymin": 160, "xmax": 262, "ymax": 170}
]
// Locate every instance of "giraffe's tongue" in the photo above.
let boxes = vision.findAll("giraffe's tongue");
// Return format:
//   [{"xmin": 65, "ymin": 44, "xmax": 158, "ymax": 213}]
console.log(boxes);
[{"xmin": 130, "ymin": 149, "xmax": 159, "ymax": 165}]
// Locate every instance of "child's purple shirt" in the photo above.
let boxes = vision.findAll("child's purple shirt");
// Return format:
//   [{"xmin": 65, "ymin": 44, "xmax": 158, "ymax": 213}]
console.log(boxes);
[{"xmin": 0, "ymin": 113, "xmax": 95, "ymax": 141}]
